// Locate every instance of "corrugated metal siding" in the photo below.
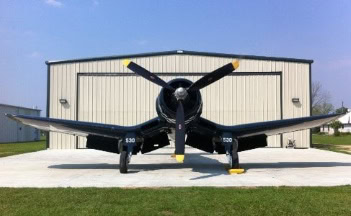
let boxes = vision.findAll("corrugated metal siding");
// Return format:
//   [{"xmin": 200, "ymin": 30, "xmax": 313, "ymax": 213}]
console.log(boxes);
[
  {"xmin": 49, "ymin": 54, "xmax": 311, "ymax": 149},
  {"xmin": 77, "ymin": 74, "xmax": 281, "ymax": 148},
  {"xmin": 0, "ymin": 106, "xmax": 18, "ymax": 143},
  {"xmin": 0, "ymin": 105, "xmax": 40, "ymax": 143},
  {"xmin": 49, "ymin": 63, "xmax": 77, "ymax": 149}
]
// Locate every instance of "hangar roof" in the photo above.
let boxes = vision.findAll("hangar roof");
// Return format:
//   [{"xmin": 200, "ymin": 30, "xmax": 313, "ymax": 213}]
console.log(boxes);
[{"xmin": 46, "ymin": 50, "xmax": 314, "ymax": 65}]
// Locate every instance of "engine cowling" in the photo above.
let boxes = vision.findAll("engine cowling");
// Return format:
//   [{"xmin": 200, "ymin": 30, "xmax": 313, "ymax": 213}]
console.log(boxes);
[{"xmin": 156, "ymin": 78, "xmax": 202, "ymax": 125}]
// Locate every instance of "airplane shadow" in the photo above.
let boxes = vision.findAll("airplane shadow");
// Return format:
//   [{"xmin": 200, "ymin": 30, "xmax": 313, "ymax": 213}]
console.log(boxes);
[
  {"xmin": 243, "ymin": 162, "xmax": 351, "ymax": 169},
  {"xmin": 145, "ymin": 152, "xmax": 213, "ymax": 156},
  {"xmin": 48, "ymin": 153, "xmax": 226, "ymax": 180},
  {"xmin": 49, "ymin": 163, "xmax": 117, "ymax": 170},
  {"xmin": 48, "ymin": 153, "xmax": 351, "ymax": 181},
  {"xmin": 131, "ymin": 153, "xmax": 226, "ymax": 180}
]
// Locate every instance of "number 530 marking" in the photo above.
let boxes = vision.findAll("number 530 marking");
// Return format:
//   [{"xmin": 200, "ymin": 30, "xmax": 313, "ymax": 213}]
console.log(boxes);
[
  {"xmin": 125, "ymin": 138, "xmax": 135, "ymax": 143},
  {"xmin": 222, "ymin": 137, "xmax": 232, "ymax": 143}
]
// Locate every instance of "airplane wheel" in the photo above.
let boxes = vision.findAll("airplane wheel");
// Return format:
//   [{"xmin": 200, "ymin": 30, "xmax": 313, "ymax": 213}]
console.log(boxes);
[{"xmin": 119, "ymin": 151, "xmax": 128, "ymax": 173}]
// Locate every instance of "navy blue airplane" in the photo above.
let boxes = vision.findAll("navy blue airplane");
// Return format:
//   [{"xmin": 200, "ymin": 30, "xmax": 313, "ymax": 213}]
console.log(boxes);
[{"xmin": 6, "ymin": 60, "xmax": 341, "ymax": 173}]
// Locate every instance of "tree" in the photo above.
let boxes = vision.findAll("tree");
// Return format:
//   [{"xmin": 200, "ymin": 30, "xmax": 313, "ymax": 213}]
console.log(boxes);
[
  {"xmin": 330, "ymin": 120, "xmax": 343, "ymax": 136},
  {"xmin": 313, "ymin": 102, "xmax": 334, "ymax": 115},
  {"xmin": 311, "ymin": 81, "xmax": 334, "ymax": 115},
  {"xmin": 335, "ymin": 106, "xmax": 348, "ymax": 114}
]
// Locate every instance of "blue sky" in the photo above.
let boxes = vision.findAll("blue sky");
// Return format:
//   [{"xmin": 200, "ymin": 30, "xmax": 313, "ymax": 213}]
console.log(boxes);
[{"xmin": 1, "ymin": 0, "xmax": 350, "ymax": 115}]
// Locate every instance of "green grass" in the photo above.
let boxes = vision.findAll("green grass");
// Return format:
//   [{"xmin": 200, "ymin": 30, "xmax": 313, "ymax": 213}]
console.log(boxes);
[
  {"xmin": 0, "ymin": 187, "xmax": 351, "ymax": 216},
  {"xmin": 312, "ymin": 134, "xmax": 351, "ymax": 145},
  {"xmin": 0, "ymin": 136, "xmax": 46, "ymax": 158},
  {"xmin": 312, "ymin": 134, "xmax": 351, "ymax": 155}
]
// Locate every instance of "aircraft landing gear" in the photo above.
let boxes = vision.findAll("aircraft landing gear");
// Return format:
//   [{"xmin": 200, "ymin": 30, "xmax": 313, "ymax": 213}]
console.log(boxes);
[
  {"xmin": 119, "ymin": 133, "xmax": 136, "ymax": 174},
  {"xmin": 222, "ymin": 133, "xmax": 244, "ymax": 174},
  {"xmin": 227, "ymin": 138, "xmax": 240, "ymax": 169},
  {"xmin": 119, "ymin": 148, "xmax": 134, "ymax": 174},
  {"xmin": 119, "ymin": 151, "xmax": 130, "ymax": 173}
]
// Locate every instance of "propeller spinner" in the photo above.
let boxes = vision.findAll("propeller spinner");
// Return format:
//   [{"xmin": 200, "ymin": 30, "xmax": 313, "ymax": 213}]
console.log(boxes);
[{"xmin": 174, "ymin": 87, "xmax": 188, "ymax": 100}]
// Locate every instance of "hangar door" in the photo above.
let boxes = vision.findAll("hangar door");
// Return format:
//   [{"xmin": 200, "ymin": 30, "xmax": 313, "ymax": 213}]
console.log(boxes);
[{"xmin": 77, "ymin": 72, "xmax": 281, "ymax": 148}]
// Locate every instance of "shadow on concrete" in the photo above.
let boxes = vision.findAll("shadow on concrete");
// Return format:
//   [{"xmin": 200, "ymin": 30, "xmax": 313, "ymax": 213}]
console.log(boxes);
[
  {"xmin": 132, "ymin": 153, "xmax": 227, "ymax": 180},
  {"xmin": 49, "ymin": 163, "xmax": 117, "ymax": 169},
  {"xmin": 48, "ymin": 153, "xmax": 228, "ymax": 180},
  {"xmin": 145, "ymin": 152, "xmax": 213, "ymax": 156},
  {"xmin": 48, "ymin": 153, "xmax": 351, "ymax": 180},
  {"xmin": 242, "ymin": 162, "xmax": 351, "ymax": 169}
]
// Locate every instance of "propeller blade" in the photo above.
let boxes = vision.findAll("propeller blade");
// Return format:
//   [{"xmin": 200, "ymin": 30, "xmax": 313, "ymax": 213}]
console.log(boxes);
[
  {"xmin": 123, "ymin": 60, "xmax": 175, "ymax": 91},
  {"xmin": 175, "ymin": 101, "xmax": 185, "ymax": 163},
  {"xmin": 188, "ymin": 60, "xmax": 239, "ymax": 91}
]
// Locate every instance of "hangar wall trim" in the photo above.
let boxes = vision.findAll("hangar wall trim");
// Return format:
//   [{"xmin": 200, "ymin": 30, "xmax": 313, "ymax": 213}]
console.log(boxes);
[{"xmin": 46, "ymin": 50, "xmax": 313, "ymax": 65}]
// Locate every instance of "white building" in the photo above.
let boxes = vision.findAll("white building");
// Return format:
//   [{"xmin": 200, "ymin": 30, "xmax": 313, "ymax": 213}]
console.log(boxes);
[
  {"xmin": 320, "ymin": 109, "xmax": 351, "ymax": 134},
  {"xmin": 46, "ymin": 50, "xmax": 313, "ymax": 149},
  {"xmin": 0, "ymin": 104, "xmax": 41, "ymax": 143}
]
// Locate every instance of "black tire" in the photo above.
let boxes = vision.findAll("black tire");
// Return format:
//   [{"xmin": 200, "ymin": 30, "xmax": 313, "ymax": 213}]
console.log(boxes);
[
  {"xmin": 118, "ymin": 140, "xmax": 124, "ymax": 153},
  {"xmin": 119, "ymin": 151, "xmax": 128, "ymax": 174}
]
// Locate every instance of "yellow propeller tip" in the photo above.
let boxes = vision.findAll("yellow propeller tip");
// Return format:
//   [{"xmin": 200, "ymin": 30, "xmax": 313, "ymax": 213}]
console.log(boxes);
[
  {"xmin": 175, "ymin": 155, "xmax": 184, "ymax": 163},
  {"xmin": 232, "ymin": 60, "xmax": 239, "ymax": 69},
  {"xmin": 122, "ymin": 59, "xmax": 131, "ymax": 67}
]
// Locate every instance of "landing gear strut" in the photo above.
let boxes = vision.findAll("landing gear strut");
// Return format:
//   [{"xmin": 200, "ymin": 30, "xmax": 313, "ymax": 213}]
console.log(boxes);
[
  {"xmin": 119, "ymin": 133, "xmax": 136, "ymax": 174},
  {"xmin": 222, "ymin": 133, "xmax": 244, "ymax": 174},
  {"xmin": 228, "ymin": 138, "xmax": 240, "ymax": 169}
]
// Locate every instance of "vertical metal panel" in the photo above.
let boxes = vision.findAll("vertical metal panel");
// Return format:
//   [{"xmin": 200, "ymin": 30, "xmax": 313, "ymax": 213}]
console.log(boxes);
[
  {"xmin": 281, "ymin": 62, "xmax": 310, "ymax": 148},
  {"xmin": 69, "ymin": 63, "xmax": 77, "ymax": 149},
  {"xmin": 50, "ymin": 64, "xmax": 59, "ymax": 148},
  {"xmin": 49, "ymin": 54, "xmax": 310, "ymax": 149},
  {"xmin": 56, "ymin": 64, "xmax": 62, "ymax": 148},
  {"xmin": 17, "ymin": 108, "xmax": 25, "ymax": 142},
  {"xmin": 49, "ymin": 64, "xmax": 54, "ymax": 148},
  {"xmin": 46, "ymin": 64, "xmax": 50, "ymax": 148},
  {"xmin": 61, "ymin": 64, "xmax": 67, "ymax": 148}
]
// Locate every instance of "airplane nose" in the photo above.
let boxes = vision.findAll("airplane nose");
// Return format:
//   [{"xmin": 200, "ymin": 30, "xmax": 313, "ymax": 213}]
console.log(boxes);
[{"xmin": 174, "ymin": 87, "xmax": 188, "ymax": 100}]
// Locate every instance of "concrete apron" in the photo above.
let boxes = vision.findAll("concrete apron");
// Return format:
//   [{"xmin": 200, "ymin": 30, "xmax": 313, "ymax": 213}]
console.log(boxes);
[{"xmin": 1, "ymin": 147, "xmax": 351, "ymax": 187}]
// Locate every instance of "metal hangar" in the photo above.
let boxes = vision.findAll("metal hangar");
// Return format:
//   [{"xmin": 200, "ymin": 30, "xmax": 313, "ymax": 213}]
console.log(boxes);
[
  {"xmin": 0, "ymin": 103, "xmax": 41, "ymax": 143},
  {"xmin": 45, "ymin": 50, "xmax": 312, "ymax": 149}
]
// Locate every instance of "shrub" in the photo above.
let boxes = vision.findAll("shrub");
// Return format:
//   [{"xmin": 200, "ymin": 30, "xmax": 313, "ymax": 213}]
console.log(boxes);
[
  {"xmin": 330, "ymin": 120, "xmax": 343, "ymax": 137},
  {"xmin": 340, "ymin": 132, "xmax": 351, "ymax": 136},
  {"xmin": 312, "ymin": 127, "xmax": 320, "ymax": 134}
]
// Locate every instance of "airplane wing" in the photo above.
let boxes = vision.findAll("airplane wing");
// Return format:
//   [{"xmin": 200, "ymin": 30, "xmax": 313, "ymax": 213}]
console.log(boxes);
[
  {"xmin": 186, "ymin": 113, "xmax": 342, "ymax": 153},
  {"xmin": 205, "ymin": 113, "xmax": 342, "ymax": 138},
  {"xmin": 5, "ymin": 114, "xmax": 170, "ymax": 153},
  {"xmin": 5, "ymin": 114, "xmax": 167, "ymax": 139}
]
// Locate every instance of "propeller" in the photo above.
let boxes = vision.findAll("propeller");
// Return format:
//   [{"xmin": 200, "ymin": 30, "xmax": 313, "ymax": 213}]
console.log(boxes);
[
  {"xmin": 122, "ymin": 59, "xmax": 240, "ymax": 163},
  {"xmin": 175, "ymin": 100, "xmax": 185, "ymax": 163},
  {"xmin": 123, "ymin": 60, "xmax": 175, "ymax": 91},
  {"xmin": 187, "ymin": 60, "xmax": 239, "ymax": 91}
]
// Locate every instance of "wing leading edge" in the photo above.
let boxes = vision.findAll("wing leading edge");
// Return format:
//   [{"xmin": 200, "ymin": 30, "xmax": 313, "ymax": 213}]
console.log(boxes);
[
  {"xmin": 195, "ymin": 113, "xmax": 342, "ymax": 138},
  {"xmin": 186, "ymin": 113, "xmax": 342, "ymax": 154},
  {"xmin": 5, "ymin": 114, "xmax": 167, "ymax": 139}
]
